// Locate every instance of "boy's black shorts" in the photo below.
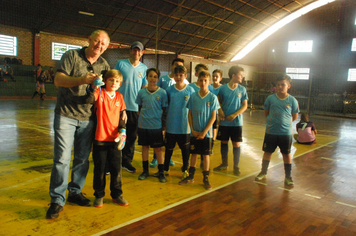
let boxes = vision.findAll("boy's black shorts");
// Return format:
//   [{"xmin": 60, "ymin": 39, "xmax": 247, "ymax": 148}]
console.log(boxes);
[
  {"xmin": 165, "ymin": 133, "xmax": 190, "ymax": 150},
  {"xmin": 190, "ymin": 137, "xmax": 213, "ymax": 155},
  {"xmin": 137, "ymin": 128, "xmax": 164, "ymax": 148},
  {"xmin": 262, "ymin": 133, "xmax": 292, "ymax": 154},
  {"xmin": 217, "ymin": 126, "xmax": 243, "ymax": 142}
]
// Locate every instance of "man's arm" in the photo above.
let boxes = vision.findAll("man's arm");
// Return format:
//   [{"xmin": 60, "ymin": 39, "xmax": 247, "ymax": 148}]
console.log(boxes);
[
  {"xmin": 54, "ymin": 71, "xmax": 97, "ymax": 88},
  {"xmin": 264, "ymin": 110, "xmax": 269, "ymax": 117}
]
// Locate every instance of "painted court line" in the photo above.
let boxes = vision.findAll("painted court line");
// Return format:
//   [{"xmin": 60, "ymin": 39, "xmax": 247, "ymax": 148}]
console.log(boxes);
[
  {"xmin": 335, "ymin": 201, "xmax": 356, "ymax": 208},
  {"xmin": 304, "ymin": 193, "xmax": 321, "ymax": 199}
]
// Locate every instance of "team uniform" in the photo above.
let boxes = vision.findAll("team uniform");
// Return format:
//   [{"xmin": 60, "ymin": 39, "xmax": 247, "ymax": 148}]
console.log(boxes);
[
  {"xmin": 296, "ymin": 121, "xmax": 316, "ymax": 144},
  {"xmin": 92, "ymin": 89, "xmax": 126, "ymax": 200},
  {"xmin": 188, "ymin": 82, "xmax": 200, "ymax": 93},
  {"xmin": 158, "ymin": 75, "xmax": 189, "ymax": 90},
  {"xmin": 263, "ymin": 93, "xmax": 299, "ymax": 154},
  {"xmin": 114, "ymin": 59, "xmax": 148, "ymax": 169},
  {"xmin": 164, "ymin": 84, "xmax": 196, "ymax": 172},
  {"xmin": 136, "ymin": 87, "xmax": 168, "ymax": 147},
  {"xmin": 217, "ymin": 83, "xmax": 248, "ymax": 142},
  {"xmin": 187, "ymin": 91, "xmax": 220, "ymax": 155},
  {"xmin": 208, "ymin": 84, "xmax": 222, "ymax": 129}
]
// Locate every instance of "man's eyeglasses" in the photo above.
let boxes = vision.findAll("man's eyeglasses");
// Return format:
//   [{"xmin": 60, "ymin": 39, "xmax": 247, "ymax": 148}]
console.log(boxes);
[{"xmin": 87, "ymin": 65, "xmax": 94, "ymax": 73}]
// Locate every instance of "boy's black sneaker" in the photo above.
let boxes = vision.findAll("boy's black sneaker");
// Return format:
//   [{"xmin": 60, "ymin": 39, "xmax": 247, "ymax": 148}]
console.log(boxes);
[
  {"xmin": 122, "ymin": 163, "xmax": 136, "ymax": 173},
  {"xmin": 46, "ymin": 203, "xmax": 63, "ymax": 219},
  {"xmin": 234, "ymin": 167, "xmax": 241, "ymax": 176},
  {"xmin": 67, "ymin": 192, "xmax": 91, "ymax": 206}
]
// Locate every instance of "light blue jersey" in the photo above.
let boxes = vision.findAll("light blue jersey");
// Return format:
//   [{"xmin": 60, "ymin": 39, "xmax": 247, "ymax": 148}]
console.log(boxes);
[
  {"xmin": 208, "ymin": 84, "xmax": 222, "ymax": 96},
  {"xmin": 157, "ymin": 75, "xmax": 189, "ymax": 90},
  {"xmin": 218, "ymin": 83, "xmax": 248, "ymax": 127},
  {"xmin": 136, "ymin": 87, "xmax": 168, "ymax": 129},
  {"xmin": 264, "ymin": 94, "xmax": 299, "ymax": 135},
  {"xmin": 166, "ymin": 85, "xmax": 195, "ymax": 134},
  {"xmin": 115, "ymin": 59, "xmax": 148, "ymax": 112},
  {"xmin": 187, "ymin": 92, "xmax": 220, "ymax": 138},
  {"xmin": 187, "ymin": 82, "xmax": 200, "ymax": 92}
]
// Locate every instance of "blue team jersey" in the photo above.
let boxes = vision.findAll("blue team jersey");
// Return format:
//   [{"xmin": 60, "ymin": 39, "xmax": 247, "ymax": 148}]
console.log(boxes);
[
  {"xmin": 136, "ymin": 87, "xmax": 168, "ymax": 129},
  {"xmin": 166, "ymin": 85, "xmax": 195, "ymax": 134},
  {"xmin": 157, "ymin": 75, "xmax": 189, "ymax": 90},
  {"xmin": 187, "ymin": 92, "xmax": 220, "ymax": 138},
  {"xmin": 187, "ymin": 82, "xmax": 200, "ymax": 92},
  {"xmin": 264, "ymin": 94, "xmax": 299, "ymax": 135},
  {"xmin": 115, "ymin": 59, "xmax": 148, "ymax": 112},
  {"xmin": 218, "ymin": 83, "xmax": 248, "ymax": 127},
  {"xmin": 208, "ymin": 84, "xmax": 222, "ymax": 96}
]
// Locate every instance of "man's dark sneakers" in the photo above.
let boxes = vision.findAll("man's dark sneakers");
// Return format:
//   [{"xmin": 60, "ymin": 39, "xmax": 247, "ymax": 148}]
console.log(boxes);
[
  {"xmin": 67, "ymin": 193, "xmax": 91, "ymax": 206},
  {"xmin": 122, "ymin": 162, "xmax": 136, "ymax": 173},
  {"xmin": 46, "ymin": 203, "xmax": 63, "ymax": 219}
]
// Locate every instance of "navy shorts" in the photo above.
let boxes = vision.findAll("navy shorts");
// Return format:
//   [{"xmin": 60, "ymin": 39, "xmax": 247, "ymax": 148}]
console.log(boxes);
[
  {"xmin": 137, "ymin": 128, "xmax": 164, "ymax": 148},
  {"xmin": 190, "ymin": 137, "xmax": 213, "ymax": 155},
  {"xmin": 262, "ymin": 133, "xmax": 292, "ymax": 154},
  {"xmin": 217, "ymin": 126, "xmax": 243, "ymax": 142},
  {"xmin": 165, "ymin": 133, "xmax": 190, "ymax": 150}
]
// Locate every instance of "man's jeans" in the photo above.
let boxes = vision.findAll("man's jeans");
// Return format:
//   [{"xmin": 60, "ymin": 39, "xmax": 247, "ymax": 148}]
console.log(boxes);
[{"xmin": 49, "ymin": 114, "xmax": 94, "ymax": 206}]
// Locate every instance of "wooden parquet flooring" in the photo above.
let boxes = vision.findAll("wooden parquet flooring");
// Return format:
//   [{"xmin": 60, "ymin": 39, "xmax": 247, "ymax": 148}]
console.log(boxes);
[{"xmin": 1, "ymin": 99, "xmax": 356, "ymax": 235}]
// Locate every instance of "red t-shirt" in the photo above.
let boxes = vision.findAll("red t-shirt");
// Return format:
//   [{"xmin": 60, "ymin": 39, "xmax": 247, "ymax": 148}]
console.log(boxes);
[{"xmin": 94, "ymin": 89, "xmax": 126, "ymax": 142}]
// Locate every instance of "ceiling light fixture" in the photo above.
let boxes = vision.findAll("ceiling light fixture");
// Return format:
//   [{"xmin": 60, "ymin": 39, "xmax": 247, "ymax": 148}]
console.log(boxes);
[
  {"xmin": 79, "ymin": 11, "xmax": 94, "ymax": 16},
  {"xmin": 231, "ymin": 0, "xmax": 335, "ymax": 61}
]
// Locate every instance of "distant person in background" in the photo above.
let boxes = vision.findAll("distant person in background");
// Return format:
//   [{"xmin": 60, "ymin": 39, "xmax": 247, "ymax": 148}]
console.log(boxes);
[
  {"xmin": 294, "ymin": 113, "xmax": 317, "ymax": 145},
  {"xmin": 270, "ymin": 82, "xmax": 277, "ymax": 93},
  {"xmin": 32, "ymin": 64, "xmax": 47, "ymax": 100},
  {"xmin": 0, "ymin": 61, "xmax": 16, "ymax": 82},
  {"xmin": 47, "ymin": 67, "xmax": 55, "ymax": 82}
]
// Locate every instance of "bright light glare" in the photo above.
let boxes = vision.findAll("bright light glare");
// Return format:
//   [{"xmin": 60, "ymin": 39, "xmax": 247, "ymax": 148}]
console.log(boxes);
[{"xmin": 231, "ymin": 0, "xmax": 335, "ymax": 61}]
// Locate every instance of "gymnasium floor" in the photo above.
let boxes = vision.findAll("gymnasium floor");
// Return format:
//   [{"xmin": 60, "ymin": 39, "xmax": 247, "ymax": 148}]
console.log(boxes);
[{"xmin": 1, "ymin": 99, "xmax": 356, "ymax": 235}]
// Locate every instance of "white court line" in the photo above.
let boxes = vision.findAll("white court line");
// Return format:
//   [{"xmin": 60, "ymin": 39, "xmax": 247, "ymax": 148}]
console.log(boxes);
[
  {"xmin": 335, "ymin": 201, "xmax": 356, "ymax": 208},
  {"xmin": 305, "ymin": 193, "xmax": 321, "ymax": 199}
]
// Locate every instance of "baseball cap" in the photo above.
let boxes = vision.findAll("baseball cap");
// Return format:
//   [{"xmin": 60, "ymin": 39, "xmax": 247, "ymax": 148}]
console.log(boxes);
[{"xmin": 130, "ymin": 41, "xmax": 144, "ymax": 51}]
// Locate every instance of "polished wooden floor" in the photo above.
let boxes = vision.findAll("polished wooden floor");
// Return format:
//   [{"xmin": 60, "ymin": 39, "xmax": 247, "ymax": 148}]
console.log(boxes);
[{"xmin": 1, "ymin": 99, "xmax": 356, "ymax": 236}]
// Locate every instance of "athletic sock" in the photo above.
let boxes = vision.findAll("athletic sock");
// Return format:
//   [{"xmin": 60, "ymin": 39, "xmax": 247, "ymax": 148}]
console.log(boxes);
[
  {"xmin": 261, "ymin": 159, "xmax": 270, "ymax": 175},
  {"xmin": 164, "ymin": 149, "xmax": 173, "ymax": 171},
  {"xmin": 142, "ymin": 160, "xmax": 149, "ymax": 172},
  {"xmin": 284, "ymin": 163, "xmax": 292, "ymax": 178},
  {"xmin": 233, "ymin": 147, "xmax": 241, "ymax": 168},
  {"xmin": 188, "ymin": 166, "xmax": 196, "ymax": 179},
  {"xmin": 181, "ymin": 145, "xmax": 190, "ymax": 172},
  {"xmin": 221, "ymin": 143, "xmax": 228, "ymax": 166},
  {"xmin": 158, "ymin": 164, "xmax": 164, "ymax": 173}
]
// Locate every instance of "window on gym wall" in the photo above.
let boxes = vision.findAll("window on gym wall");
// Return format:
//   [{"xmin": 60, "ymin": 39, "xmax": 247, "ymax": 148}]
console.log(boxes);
[
  {"xmin": 52, "ymin": 42, "xmax": 82, "ymax": 60},
  {"xmin": 347, "ymin": 69, "xmax": 356, "ymax": 81},
  {"xmin": 351, "ymin": 38, "xmax": 356, "ymax": 51},
  {"xmin": 0, "ymin": 34, "xmax": 17, "ymax": 56},
  {"xmin": 288, "ymin": 40, "xmax": 313, "ymax": 53},
  {"xmin": 286, "ymin": 67, "xmax": 310, "ymax": 80}
]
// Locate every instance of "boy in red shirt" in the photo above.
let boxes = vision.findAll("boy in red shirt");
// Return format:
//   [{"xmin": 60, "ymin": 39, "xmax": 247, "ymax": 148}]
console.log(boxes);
[{"xmin": 91, "ymin": 69, "xmax": 128, "ymax": 208}]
